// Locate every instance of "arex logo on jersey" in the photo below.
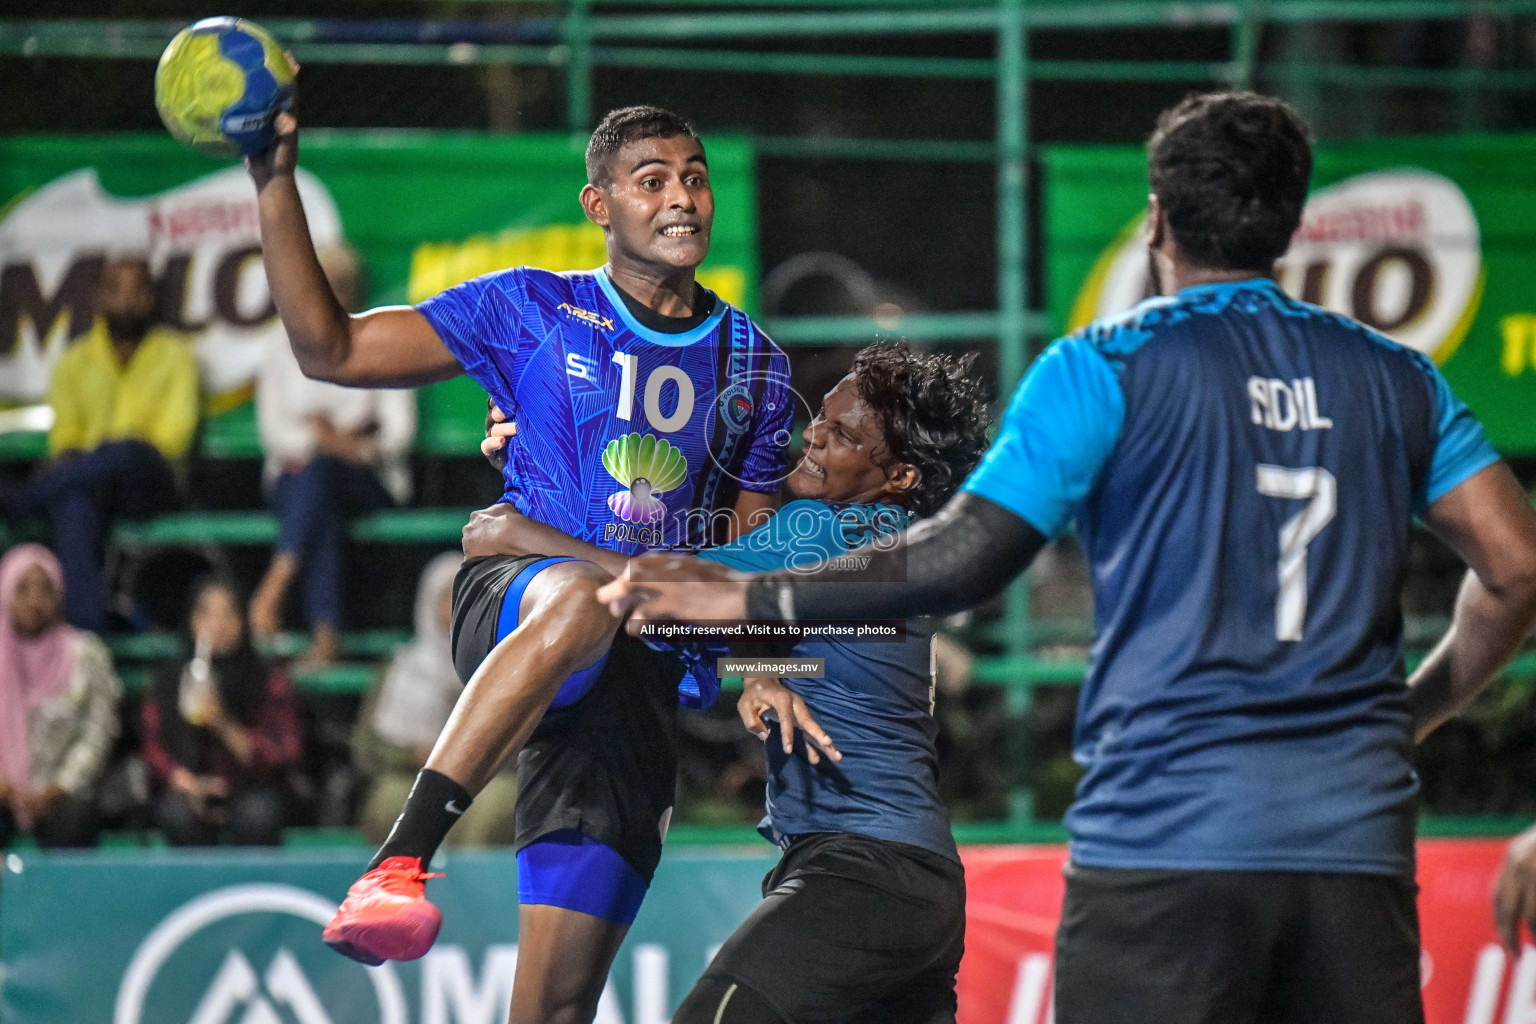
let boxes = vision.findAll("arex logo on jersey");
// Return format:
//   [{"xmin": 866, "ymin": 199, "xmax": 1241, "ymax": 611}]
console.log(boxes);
[{"xmin": 557, "ymin": 302, "xmax": 615, "ymax": 331}]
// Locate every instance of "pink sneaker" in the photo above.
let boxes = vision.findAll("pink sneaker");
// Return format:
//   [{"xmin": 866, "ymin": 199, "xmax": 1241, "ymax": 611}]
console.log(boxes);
[{"xmin": 322, "ymin": 857, "xmax": 444, "ymax": 965}]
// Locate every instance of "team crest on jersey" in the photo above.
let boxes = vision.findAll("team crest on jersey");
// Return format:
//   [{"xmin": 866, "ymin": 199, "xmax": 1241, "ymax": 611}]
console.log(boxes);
[
  {"xmin": 717, "ymin": 383, "xmax": 755, "ymax": 433},
  {"xmin": 602, "ymin": 433, "xmax": 688, "ymax": 525},
  {"xmin": 557, "ymin": 302, "xmax": 615, "ymax": 331}
]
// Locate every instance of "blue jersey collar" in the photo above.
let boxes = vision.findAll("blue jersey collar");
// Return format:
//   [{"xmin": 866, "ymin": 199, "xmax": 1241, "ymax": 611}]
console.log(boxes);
[
  {"xmin": 594, "ymin": 266, "xmax": 727, "ymax": 347},
  {"xmin": 1174, "ymin": 275, "xmax": 1281, "ymax": 301}
]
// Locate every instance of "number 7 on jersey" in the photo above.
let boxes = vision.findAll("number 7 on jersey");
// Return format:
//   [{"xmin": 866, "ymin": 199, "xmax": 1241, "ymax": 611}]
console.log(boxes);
[{"xmin": 1255, "ymin": 465, "xmax": 1337, "ymax": 642}]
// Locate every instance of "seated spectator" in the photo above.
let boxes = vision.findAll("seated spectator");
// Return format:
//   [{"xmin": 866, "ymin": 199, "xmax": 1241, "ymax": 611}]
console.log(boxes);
[
  {"xmin": 352, "ymin": 552, "xmax": 516, "ymax": 846},
  {"xmin": 0, "ymin": 255, "xmax": 198, "ymax": 630},
  {"xmin": 143, "ymin": 576, "xmax": 300, "ymax": 846},
  {"xmin": 250, "ymin": 245, "xmax": 415, "ymax": 665},
  {"xmin": 0, "ymin": 544, "xmax": 121, "ymax": 848}
]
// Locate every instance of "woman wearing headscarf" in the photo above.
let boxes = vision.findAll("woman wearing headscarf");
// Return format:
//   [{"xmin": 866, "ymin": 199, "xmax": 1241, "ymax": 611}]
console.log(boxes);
[
  {"xmin": 0, "ymin": 544, "xmax": 121, "ymax": 847},
  {"xmin": 352, "ymin": 552, "xmax": 516, "ymax": 846},
  {"xmin": 142, "ymin": 576, "xmax": 301, "ymax": 846}
]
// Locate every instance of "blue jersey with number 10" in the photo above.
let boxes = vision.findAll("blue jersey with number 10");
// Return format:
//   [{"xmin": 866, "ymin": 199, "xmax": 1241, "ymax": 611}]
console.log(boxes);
[
  {"xmin": 418, "ymin": 266, "xmax": 792, "ymax": 555},
  {"xmin": 965, "ymin": 278, "xmax": 1498, "ymax": 877}
]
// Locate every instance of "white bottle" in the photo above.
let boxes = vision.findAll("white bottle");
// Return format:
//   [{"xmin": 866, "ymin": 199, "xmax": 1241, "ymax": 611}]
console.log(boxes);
[{"xmin": 178, "ymin": 634, "xmax": 215, "ymax": 727}]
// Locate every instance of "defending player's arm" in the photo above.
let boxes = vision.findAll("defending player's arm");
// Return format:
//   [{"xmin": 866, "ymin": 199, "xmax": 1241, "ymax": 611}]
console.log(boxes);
[
  {"xmin": 467, "ymin": 406, "xmax": 753, "ymax": 576},
  {"xmin": 745, "ymin": 492, "xmax": 1044, "ymax": 621},
  {"xmin": 1405, "ymin": 361, "xmax": 1536, "ymax": 743},
  {"xmin": 462, "ymin": 503, "xmax": 631, "ymax": 578},
  {"xmin": 247, "ymin": 111, "xmax": 462, "ymax": 387},
  {"xmin": 1409, "ymin": 461, "xmax": 1536, "ymax": 742},
  {"xmin": 599, "ymin": 334, "xmax": 1115, "ymax": 626}
]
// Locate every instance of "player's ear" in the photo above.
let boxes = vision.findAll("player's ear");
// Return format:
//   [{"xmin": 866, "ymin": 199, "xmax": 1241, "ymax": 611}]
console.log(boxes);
[
  {"xmin": 884, "ymin": 462, "xmax": 922, "ymax": 499},
  {"xmin": 580, "ymin": 183, "xmax": 610, "ymax": 228},
  {"xmin": 1146, "ymin": 193, "xmax": 1166, "ymax": 249}
]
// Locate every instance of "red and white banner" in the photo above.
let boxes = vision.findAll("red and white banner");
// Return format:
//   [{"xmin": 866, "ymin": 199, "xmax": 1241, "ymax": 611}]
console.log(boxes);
[{"xmin": 957, "ymin": 839, "xmax": 1525, "ymax": 1024}]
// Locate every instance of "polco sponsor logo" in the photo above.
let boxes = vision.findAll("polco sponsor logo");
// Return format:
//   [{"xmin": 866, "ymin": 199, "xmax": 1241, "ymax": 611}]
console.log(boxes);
[{"xmin": 1069, "ymin": 169, "xmax": 1483, "ymax": 365}]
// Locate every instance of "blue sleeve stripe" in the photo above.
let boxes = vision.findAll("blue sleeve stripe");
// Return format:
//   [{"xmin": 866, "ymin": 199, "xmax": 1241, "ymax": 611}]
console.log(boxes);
[
  {"xmin": 962, "ymin": 335, "xmax": 1126, "ymax": 539},
  {"xmin": 1419, "ymin": 357, "xmax": 1501, "ymax": 511},
  {"xmin": 1424, "ymin": 446, "xmax": 1500, "ymax": 508},
  {"xmin": 962, "ymin": 455, "xmax": 1068, "ymax": 539}
]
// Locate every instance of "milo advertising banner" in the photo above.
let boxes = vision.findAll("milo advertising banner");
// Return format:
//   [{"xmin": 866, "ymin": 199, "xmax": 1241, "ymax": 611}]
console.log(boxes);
[
  {"xmin": 1045, "ymin": 135, "xmax": 1536, "ymax": 452},
  {"xmin": 0, "ymin": 133, "xmax": 756, "ymax": 409}
]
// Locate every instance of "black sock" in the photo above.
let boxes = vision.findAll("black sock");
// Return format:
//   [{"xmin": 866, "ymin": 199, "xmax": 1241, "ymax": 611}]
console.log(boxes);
[{"xmin": 367, "ymin": 769, "xmax": 473, "ymax": 872}]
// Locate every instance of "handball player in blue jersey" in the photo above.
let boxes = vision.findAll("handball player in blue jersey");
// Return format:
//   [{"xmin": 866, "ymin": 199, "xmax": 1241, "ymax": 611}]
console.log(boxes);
[
  {"xmin": 604, "ymin": 93, "xmax": 1536, "ymax": 1024},
  {"xmin": 479, "ymin": 345, "xmax": 991, "ymax": 1024},
  {"xmin": 246, "ymin": 105, "xmax": 791, "ymax": 1020}
]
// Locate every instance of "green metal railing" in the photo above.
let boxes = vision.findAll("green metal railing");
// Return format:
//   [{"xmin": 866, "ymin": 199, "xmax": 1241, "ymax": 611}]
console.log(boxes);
[{"xmin": 7, "ymin": 0, "xmax": 1536, "ymax": 837}]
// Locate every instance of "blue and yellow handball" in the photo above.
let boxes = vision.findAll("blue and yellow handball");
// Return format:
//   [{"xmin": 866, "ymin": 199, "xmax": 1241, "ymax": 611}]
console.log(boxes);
[{"xmin": 155, "ymin": 17, "xmax": 294, "ymax": 158}]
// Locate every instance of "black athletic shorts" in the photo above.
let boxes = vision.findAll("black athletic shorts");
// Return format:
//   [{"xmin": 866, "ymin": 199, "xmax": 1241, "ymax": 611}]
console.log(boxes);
[
  {"xmin": 450, "ymin": 554, "xmax": 685, "ymax": 883},
  {"xmin": 1053, "ymin": 863, "xmax": 1425, "ymax": 1024},
  {"xmin": 697, "ymin": 831, "xmax": 966, "ymax": 1024}
]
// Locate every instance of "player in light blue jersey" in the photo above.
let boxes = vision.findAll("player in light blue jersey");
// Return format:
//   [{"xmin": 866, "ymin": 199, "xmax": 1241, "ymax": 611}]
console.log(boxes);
[
  {"xmin": 246, "ymin": 103, "xmax": 789, "ymax": 1021},
  {"xmin": 603, "ymin": 93, "xmax": 1536, "ymax": 1024}
]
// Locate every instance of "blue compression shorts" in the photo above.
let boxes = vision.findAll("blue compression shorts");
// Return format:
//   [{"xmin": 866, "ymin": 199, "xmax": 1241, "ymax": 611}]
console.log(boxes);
[
  {"xmin": 517, "ymin": 830, "xmax": 651, "ymax": 924},
  {"xmin": 495, "ymin": 557, "xmax": 610, "ymax": 708}
]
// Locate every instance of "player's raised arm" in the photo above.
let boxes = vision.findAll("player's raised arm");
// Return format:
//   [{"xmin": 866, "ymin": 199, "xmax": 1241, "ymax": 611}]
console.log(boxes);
[
  {"xmin": 1409, "ymin": 461, "xmax": 1536, "ymax": 742},
  {"xmin": 247, "ymin": 111, "xmax": 462, "ymax": 387}
]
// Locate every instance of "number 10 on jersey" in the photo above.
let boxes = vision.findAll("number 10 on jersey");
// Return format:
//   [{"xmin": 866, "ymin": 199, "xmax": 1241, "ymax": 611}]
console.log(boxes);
[{"xmin": 611, "ymin": 353, "xmax": 695, "ymax": 433}]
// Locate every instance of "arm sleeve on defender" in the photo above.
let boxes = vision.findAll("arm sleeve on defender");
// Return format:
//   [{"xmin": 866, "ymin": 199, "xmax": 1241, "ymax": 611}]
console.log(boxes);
[
  {"xmin": 414, "ymin": 268, "xmax": 526, "ymax": 389},
  {"xmin": 961, "ymin": 333, "xmax": 1125, "ymax": 539},
  {"xmin": 1416, "ymin": 357, "xmax": 1500, "ymax": 513},
  {"xmin": 736, "ymin": 336, "xmax": 794, "ymax": 492},
  {"xmin": 745, "ymin": 492, "xmax": 1047, "ymax": 623}
]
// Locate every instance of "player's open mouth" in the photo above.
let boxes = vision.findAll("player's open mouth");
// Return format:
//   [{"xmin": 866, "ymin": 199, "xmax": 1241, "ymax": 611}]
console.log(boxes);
[
  {"xmin": 660, "ymin": 224, "xmax": 699, "ymax": 237},
  {"xmin": 798, "ymin": 456, "xmax": 826, "ymax": 479}
]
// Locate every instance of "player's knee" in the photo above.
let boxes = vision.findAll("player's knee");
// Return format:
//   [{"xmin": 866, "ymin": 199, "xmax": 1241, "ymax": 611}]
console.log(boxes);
[
  {"xmin": 673, "ymin": 977, "xmax": 787, "ymax": 1024},
  {"xmin": 523, "ymin": 563, "xmax": 618, "ymax": 660}
]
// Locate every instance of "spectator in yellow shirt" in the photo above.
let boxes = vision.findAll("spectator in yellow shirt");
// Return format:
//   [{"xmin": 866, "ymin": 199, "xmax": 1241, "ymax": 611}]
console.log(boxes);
[{"xmin": 0, "ymin": 256, "xmax": 199, "ymax": 629}]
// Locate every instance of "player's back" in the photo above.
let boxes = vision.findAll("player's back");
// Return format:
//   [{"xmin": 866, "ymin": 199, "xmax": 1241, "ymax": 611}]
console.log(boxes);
[{"xmin": 1058, "ymin": 278, "xmax": 1494, "ymax": 875}]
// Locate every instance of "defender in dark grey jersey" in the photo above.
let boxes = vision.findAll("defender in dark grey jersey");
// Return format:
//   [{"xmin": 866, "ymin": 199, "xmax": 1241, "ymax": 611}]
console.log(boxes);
[{"xmin": 666, "ymin": 346, "xmax": 992, "ymax": 1024}]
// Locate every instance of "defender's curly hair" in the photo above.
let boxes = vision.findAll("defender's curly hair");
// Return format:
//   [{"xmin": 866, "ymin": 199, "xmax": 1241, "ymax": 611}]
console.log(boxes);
[
  {"xmin": 1148, "ymin": 91, "xmax": 1312, "ymax": 272},
  {"xmin": 849, "ymin": 344, "xmax": 992, "ymax": 517}
]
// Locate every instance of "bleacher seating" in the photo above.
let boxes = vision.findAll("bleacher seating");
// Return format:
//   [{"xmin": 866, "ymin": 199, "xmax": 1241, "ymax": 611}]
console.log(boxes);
[
  {"xmin": 110, "ymin": 506, "xmax": 477, "ymax": 548},
  {"xmin": 0, "ymin": 384, "xmax": 492, "ymax": 707}
]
